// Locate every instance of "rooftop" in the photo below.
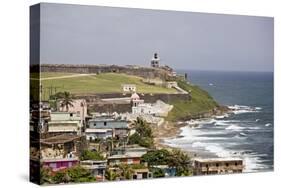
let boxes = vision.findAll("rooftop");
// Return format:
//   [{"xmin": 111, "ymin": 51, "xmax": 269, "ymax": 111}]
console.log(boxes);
[
  {"xmin": 194, "ymin": 158, "xmax": 243, "ymax": 163},
  {"xmin": 40, "ymin": 134, "xmax": 81, "ymax": 145}
]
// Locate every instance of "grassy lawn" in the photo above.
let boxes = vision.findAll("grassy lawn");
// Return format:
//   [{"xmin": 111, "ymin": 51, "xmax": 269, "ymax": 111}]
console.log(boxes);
[{"xmin": 40, "ymin": 72, "xmax": 177, "ymax": 99}]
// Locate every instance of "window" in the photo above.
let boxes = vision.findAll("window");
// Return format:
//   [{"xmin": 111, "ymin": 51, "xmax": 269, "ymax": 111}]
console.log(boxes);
[
  {"xmin": 216, "ymin": 163, "xmax": 219, "ymax": 167},
  {"xmin": 235, "ymin": 162, "xmax": 238, "ymax": 166},
  {"xmin": 93, "ymin": 123, "xmax": 96, "ymax": 126},
  {"xmin": 104, "ymin": 122, "xmax": 107, "ymax": 126},
  {"xmin": 70, "ymin": 113, "xmax": 73, "ymax": 117},
  {"xmin": 226, "ymin": 163, "xmax": 229, "ymax": 167},
  {"xmin": 127, "ymin": 159, "xmax": 133, "ymax": 164}
]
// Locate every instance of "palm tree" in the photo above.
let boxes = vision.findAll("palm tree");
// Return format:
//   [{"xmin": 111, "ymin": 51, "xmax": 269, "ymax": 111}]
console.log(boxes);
[
  {"xmin": 119, "ymin": 164, "xmax": 134, "ymax": 180},
  {"xmin": 168, "ymin": 149, "xmax": 192, "ymax": 176},
  {"xmin": 60, "ymin": 91, "xmax": 74, "ymax": 112},
  {"xmin": 105, "ymin": 169, "xmax": 119, "ymax": 181}
]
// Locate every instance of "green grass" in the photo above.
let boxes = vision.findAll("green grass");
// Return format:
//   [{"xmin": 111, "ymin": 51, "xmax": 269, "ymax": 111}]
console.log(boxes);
[
  {"xmin": 167, "ymin": 79, "xmax": 219, "ymax": 121},
  {"xmin": 40, "ymin": 72, "xmax": 177, "ymax": 99}
]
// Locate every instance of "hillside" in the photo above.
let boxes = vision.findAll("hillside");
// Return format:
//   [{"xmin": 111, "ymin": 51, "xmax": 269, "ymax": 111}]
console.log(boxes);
[
  {"xmin": 166, "ymin": 79, "xmax": 220, "ymax": 121},
  {"xmin": 38, "ymin": 72, "xmax": 177, "ymax": 100}
]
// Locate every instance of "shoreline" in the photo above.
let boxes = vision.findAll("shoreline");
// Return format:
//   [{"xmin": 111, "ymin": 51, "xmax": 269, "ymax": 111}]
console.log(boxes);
[{"xmin": 152, "ymin": 109, "xmax": 231, "ymax": 159}]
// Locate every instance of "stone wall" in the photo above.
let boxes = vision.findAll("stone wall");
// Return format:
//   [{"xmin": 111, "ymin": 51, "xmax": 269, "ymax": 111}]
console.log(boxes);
[
  {"xmin": 38, "ymin": 64, "xmax": 171, "ymax": 80},
  {"xmin": 76, "ymin": 93, "xmax": 191, "ymax": 113}
]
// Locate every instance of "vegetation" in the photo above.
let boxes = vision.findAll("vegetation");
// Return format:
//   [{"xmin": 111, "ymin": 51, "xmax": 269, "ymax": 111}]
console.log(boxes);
[
  {"xmin": 80, "ymin": 150, "xmax": 105, "ymax": 161},
  {"xmin": 128, "ymin": 117, "xmax": 154, "ymax": 148},
  {"xmin": 141, "ymin": 149, "xmax": 170, "ymax": 166},
  {"xmin": 142, "ymin": 149, "xmax": 192, "ymax": 177},
  {"xmin": 105, "ymin": 169, "xmax": 119, "ymax": 181},
  {"xmin": 150, "ymin": 168, "xmax": 165, "ymax": 178},
  {"xmin": 41, "ymin": 166, "xmax": 96, "ymax": 184},
  {"xmin": 167, "ymin": 79, "xmax": 219, "ymax": 121},
  {"xmin": 58, "ymin": 91, "xmax": 74, "ymax": 112},
  {"xmin": 40, "ymin": 72, "xmax": 177, "ymax": 99}
]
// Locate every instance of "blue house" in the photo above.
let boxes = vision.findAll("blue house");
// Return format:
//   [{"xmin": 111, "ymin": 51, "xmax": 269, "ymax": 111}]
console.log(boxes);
[{"xmin": 87, "ymin": 117, "xmax": 129, "ymax": 139}]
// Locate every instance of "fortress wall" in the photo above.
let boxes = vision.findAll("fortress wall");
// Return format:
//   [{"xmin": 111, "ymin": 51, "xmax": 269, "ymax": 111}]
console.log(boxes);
[
  {"xmin": 79, "ymin": 93, "xmax": 191, "ymax": 104},
  {"xmin": 38, "ymin": 64, "xmax": 170, "ymax": 79}
]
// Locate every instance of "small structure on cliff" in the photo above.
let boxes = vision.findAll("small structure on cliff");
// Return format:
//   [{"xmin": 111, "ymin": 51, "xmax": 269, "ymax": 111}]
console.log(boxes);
[
  {"xmin": 151, "ymin": 53, "xmax": 160, "ymax": 68},
  {"xmin": 122, "ymin": 84, "xmax": 137, "ymax": 93}
]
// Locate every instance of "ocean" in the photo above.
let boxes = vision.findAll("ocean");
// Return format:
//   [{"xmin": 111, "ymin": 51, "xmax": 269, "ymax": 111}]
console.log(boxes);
[{"xmin": 165, "ymin": 70, "xmax": 274, "ymax": 172}]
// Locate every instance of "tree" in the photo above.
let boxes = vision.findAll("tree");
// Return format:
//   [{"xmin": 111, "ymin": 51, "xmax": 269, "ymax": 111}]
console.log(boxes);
[
  {"xmin": 80, "ymin": 150, "xmax": 105, "ymax": 161},
  {"xmin": 52, "ymin": 166, "xmax": 96, "ymax": 184},
  {"xmin": 151, "ymin": 168, "xmax": 165, "ymax": 178},
  {"xmin": 40, "ymin": 166, "xmax": 52, "ymax": 184},
  {"xmin": 105, "ymin": 169, "xmax": 119, "ymax": 181},
  {"xmin": 128, "ymin": 118, "xmax": 154, "ymax": 148},
  {"xmin": 118, "ymin": 164, "xmax": 134, "ymax": 180},
  {"xmin": 167, "ymin": 149, "xmax": 192, "ymax": 176},
  {"xmin": 59, "ymin": 91, "xmax": 74, "ymax": 112},
  {"xmin": 141, "ymin": 149, "xmax": 170, "ymax": 166}
]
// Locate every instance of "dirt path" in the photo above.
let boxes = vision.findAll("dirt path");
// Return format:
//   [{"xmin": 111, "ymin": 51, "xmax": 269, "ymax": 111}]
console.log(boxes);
[{"xmin": 31, "ymin": 73, "xmax": 96, "ymax": 80}]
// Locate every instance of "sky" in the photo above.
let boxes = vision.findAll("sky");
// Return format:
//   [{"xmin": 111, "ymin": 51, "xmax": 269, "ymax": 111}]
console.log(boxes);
[{"xmin": 39, "ymin": 3, "xmax": 274, "ymax": 72}]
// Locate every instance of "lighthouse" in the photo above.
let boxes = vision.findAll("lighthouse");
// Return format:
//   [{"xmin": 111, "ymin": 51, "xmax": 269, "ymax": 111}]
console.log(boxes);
[{"xmin": 151, "ymin": 53, "xmax": 160, "ymax": 68}]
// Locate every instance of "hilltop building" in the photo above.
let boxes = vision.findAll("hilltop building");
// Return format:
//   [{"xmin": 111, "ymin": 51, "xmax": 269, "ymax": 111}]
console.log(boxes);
[
  {"xmin": 151, "ymin": 53, "xmax": 160, "ymax": 68},
  {"xmin": 122, "ymin": 84, "xmax": 137, "ymax": 93}
]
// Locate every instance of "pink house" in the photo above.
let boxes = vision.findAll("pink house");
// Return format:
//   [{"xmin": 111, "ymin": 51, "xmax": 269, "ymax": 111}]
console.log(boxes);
[{"xmin": 42, "ymin": 158, "xmax": 79, "ymax": 171}]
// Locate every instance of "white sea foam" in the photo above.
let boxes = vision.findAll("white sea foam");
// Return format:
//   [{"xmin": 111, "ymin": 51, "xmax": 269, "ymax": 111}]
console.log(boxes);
[
  {"xmin": 228, "ymin": 104, "xmax": 261, "ymax": 114},
  {"xmin": 225, "ymin": 124, "xmax": 245, "ymax": 130},
  {"xmin": 265, "ymin": 123, "xmax": 272, "ymax": 127}
]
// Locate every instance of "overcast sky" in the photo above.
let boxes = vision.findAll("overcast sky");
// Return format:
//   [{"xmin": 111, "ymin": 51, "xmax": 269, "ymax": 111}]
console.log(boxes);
[{"xmin": 40, "ymin": 3, "xmax": 273, "ymax": 72}]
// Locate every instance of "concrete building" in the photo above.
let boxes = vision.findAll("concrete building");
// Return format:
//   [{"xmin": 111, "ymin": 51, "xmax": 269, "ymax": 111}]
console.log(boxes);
[
  {"xmin": 87, "ymin": 117, "xmax": 129, "ymax": 139},
  {"xmin": 85, "ymin": 128, "xmax": 113, "ymax": 141},
  {"xmin": 48, "ymin": 112, "xmax": 82, "ymax": 135},
  {"xmin": 122, "ymin": 84, "xmax": 136, "ymax": 93},
  {"xmin": 112, "ymin": 145, "xmax": 148, "ymax": 156},
  {"xmin": 57, "ymin": 99, "xmax": 87, "ymax": 123},
  {"xmin": 107, "ymin": 154, "xmax": 143, "ymax": 166},
  {"xmin": 80, "ymin": 160, "xmax": 107, "ymax": 181},
  {"xmin": 193, "ymin": 158, "xmax": 244, "ymax": 175},
  {"xmin": 40, "ymin": 135, "xmax": 86, "ymax": 171},
  {"xmin": 132, "ymin": 100, "xmax": 173, "ymax": 117}
]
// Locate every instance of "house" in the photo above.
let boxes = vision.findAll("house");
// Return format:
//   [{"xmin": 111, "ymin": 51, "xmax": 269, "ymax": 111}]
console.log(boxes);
[
  {"xmin": 111, "ymin": 145, "xmax": 148, "ymax": 156},
  {"xmin": 122, "ymin": 84, "xmax": 136, "ymax": 93},
  {"xmin": 107, "ymin": 154, "xmax": 142, "ymax": 166},
  {"xmin": 80, "ymin": 160, "xmax": 107, "ymax": 181},
  {"xmin": 42, "ymin": 158, "xmax": 79, "ymax": 172},
  {"xmin": 57, "ymin": 99, "xmax": 87, "ymax": 122},
  {"xmin": 132, "ymin": 168, "xmax": 153, "ymax": 180},
  {"xmin": 47, "ymin": 112, "xmax": 82, "ymax": 136},
  {"xmin": 40, "ymin": 134, "xmax": 86, "ymax": 171},
  {"xmin": 85, "ymin": 128, "xmax": 113, "ymax": 141},
  {"xmin": 193, "ymin": 158, "xmax": 244, "ymax": 175},
  {"xmin": 88, "ymin": 117, "xmax": 129, "ymax": 139}
]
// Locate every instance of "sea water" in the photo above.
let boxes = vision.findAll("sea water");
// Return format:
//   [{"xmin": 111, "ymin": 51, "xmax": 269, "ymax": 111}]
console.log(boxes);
[{"xmin": 165, "ymin": 70, "xmax": 273, "ymax": 172}]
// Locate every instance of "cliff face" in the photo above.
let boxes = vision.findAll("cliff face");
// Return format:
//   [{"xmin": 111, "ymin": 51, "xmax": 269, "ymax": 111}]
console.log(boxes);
[{"xmin": 37, "ymin": 64, "xmax": 172, "ymax": 80}]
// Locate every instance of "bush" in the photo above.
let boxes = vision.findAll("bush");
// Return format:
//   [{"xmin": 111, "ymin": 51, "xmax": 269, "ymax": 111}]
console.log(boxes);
[{"xmin": 80, "ymin": 150, "xmax": 105, "ymax": 161}]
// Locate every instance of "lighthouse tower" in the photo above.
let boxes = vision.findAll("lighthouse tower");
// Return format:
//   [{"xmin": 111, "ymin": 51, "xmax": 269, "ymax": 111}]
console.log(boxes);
[{"xmin": 151, "ymin": 53, "xmax": 160, "ymax": 68}]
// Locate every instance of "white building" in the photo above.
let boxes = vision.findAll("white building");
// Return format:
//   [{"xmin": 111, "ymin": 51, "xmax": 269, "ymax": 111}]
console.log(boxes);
[
  {"xmin": 132, "ymin": 100, "xmax": 173, "ymax": 117},
  {"xmin": 122, "ymin": 84, "xmax": 137, "ymax": 93}
]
